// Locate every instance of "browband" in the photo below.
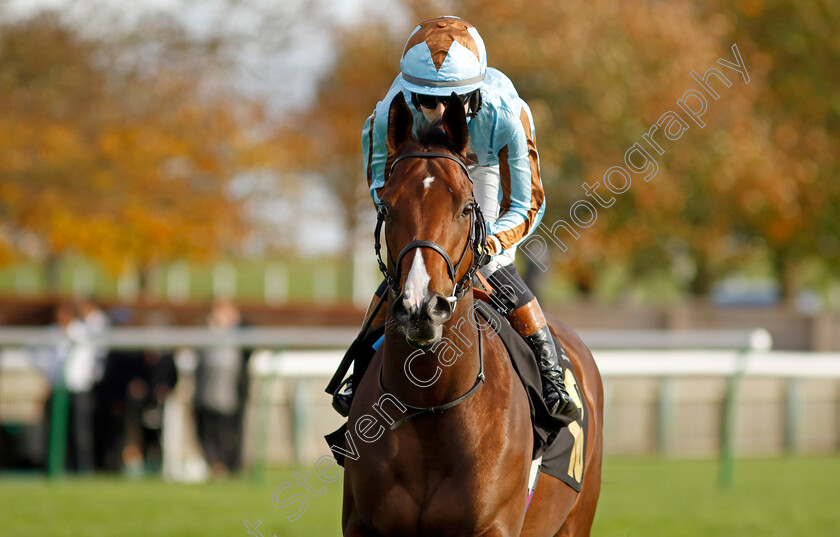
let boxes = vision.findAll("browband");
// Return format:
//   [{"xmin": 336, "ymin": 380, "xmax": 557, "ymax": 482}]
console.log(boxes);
[{"xmin": 389, "ymin": 151, "xmax": 473, "ymax": 182}]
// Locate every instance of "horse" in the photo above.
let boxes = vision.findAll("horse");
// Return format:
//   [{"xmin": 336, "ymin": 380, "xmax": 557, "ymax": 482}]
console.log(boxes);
[{"xmin": 340, "ymin": 92, "xmax": 603, "ymax": 537}]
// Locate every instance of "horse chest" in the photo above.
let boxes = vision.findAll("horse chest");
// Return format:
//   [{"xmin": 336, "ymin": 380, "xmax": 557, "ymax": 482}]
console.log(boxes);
[
  {"xmin": 358, "ymin": 474, "xmax": 503, "ymax": 537},
  {"xmin": 349, "ymin": 418, "xmax": 527, "ymax": 536}
]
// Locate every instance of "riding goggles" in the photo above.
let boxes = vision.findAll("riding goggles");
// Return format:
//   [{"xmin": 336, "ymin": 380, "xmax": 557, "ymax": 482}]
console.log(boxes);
[{"xmin": 413, "ymin": 90, "xmax": 475, "ymax": 109}]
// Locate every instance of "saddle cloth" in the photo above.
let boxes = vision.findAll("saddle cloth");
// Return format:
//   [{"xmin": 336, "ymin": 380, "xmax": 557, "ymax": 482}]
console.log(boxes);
[{"xmin": 324, "ymin": 299, "xmax": 587, "ymax": 493}]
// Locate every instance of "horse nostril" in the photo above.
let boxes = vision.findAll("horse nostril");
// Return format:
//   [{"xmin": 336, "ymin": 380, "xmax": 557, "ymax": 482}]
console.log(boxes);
[
  {"xmin": 427, "ymin": 294, "xmax": 454, "ymax": 323},
  {"xmin": 392, "ymin": 294, "xmax": 410, "ymax": 324},
  {"xmin": 392, "ymin": 292, "xmax": 451, "ymax": 329}
]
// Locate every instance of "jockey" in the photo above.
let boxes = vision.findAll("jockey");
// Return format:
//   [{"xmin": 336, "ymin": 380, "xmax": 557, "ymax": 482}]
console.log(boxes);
[{"xmin": 333, "ymin": 15, "xmax": 579, "ymax": 420}]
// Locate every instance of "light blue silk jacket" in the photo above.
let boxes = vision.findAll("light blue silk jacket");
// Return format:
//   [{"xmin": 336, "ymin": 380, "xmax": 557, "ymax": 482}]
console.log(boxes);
[{"xmin": 362, "ymin": 68, "xmax": 546, "ymax": 253}]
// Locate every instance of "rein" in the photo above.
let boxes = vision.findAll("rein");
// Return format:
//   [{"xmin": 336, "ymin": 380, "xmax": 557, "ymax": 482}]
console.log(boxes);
[{"xmin": 374, "ymin": 151, "xmax": 490, "ymax": 301}]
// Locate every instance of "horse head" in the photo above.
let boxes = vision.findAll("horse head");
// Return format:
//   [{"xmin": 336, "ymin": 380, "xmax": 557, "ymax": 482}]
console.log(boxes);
[{"xmin": 376, "ymin": 92, "xmax": 487, "ymax": 349}]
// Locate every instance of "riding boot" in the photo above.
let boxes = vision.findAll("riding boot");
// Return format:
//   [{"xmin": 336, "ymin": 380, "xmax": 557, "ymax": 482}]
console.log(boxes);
[
  {"xmin": 332, "ymin": 282, "xmax": 389, "ymax": 417},
  {"xmin": 507, "ymin": 298, "xmax": 580, "ymax": 421}
]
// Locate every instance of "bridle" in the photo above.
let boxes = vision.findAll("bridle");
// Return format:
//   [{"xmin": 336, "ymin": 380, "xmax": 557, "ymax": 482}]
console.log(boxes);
[
  {"xmin": 374, "ymin": 150, "xmax": 490, "ymax": 302},
  {"xmin": 373, "ymin": 149, "xmax": 491, "ymax": 429}
]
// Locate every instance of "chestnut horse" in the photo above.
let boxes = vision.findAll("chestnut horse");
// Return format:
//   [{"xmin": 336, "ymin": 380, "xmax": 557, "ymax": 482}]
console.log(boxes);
[{"xmin": 341, "ymin": 93, "xmax": 603, "ymax": 537}]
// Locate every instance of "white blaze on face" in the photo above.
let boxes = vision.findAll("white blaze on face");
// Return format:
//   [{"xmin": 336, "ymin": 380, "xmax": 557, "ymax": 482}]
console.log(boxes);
[{"xmin": 403, "ymin": 251, "xmax": 430, "ymax": 311}]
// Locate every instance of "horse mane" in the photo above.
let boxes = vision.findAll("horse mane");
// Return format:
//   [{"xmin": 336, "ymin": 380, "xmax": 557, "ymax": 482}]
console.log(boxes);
[{"xmin": 414, "ymin": 121, "xmax": 465, "ymax": 157}]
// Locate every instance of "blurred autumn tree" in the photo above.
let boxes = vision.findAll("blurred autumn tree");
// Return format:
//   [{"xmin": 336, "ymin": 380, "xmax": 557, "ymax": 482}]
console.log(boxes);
[
  {"xmin": 295, "ymin": 0, "xmax": 838, "ymax": 301},
  {"xmin": 704, "ymin": 0, "xmax": 840, "ymax": 298},
  {"xmin": 449, "ymin": 0, "xmax": 777, "ymax": 297},
  {"xmin": 0, "ymin": 7, "xmax": 288, "ymax": 292},
  {"xmin": 278, "ymin": 22, "xmax": 405, "ymax": 258},
  {"xmin": 13, "ymin": 0, "xmax": 831, "ymax": 301}
]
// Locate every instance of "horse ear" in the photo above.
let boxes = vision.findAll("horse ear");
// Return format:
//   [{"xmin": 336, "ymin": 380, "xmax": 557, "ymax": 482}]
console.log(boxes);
[
  {"xmin": 387, "ymin": 92, "xmax": 414, "ymax": 154},
  {"xmin": 442, "ymin": 91, "xmax": 469, "ymax": 155}
]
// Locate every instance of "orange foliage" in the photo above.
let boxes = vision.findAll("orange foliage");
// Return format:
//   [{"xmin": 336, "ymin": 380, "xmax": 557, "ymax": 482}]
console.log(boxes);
[
  {"xmin": 0, "ymin": 12, "xmax": 279, "ymax": 277},
  {"xmin": 291, "ymin": 0, "xmax": 838, "ymax": 297}
]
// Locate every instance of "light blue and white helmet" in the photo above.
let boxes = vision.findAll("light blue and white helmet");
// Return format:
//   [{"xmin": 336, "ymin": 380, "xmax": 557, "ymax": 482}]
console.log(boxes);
[{"xmin": 400, "ymin": 16, "xmax": 487, "ymax": 96}]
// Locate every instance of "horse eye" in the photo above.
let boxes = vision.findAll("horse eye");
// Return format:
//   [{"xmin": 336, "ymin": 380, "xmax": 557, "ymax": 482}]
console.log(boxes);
[
  {"xmin": 461, "ymin": 203, "xmax": 474, "ymax": 216},
  {"xmin": 380, "ymin": 205, "xmax": 391, "ymax": 221}
]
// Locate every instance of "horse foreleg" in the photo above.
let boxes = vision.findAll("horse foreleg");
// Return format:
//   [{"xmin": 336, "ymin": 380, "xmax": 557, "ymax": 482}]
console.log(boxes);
[
  {"xmin": 342, "ymin": 487, "xmax": 376, "ymax": 537},
  {"xmin": 342, "ymin": 515, "xmax": 381, "ymax": 537},
  {"xmin": 519, "ymin": 475, "xmax": 577, "ymax": 537}
]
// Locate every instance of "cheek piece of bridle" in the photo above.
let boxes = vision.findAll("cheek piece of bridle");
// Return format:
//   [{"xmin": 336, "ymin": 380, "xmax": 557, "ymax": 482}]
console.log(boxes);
[
  {"xmin": 374, "ymin": 151, "xmax": 491, "ymax": 303},
  {"xmin": 373, "ymin": 151, "xmax": 491, "ymax": 430}
]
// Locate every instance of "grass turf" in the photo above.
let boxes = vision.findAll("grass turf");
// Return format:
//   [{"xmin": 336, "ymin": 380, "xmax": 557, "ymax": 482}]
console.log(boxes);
[
  {"xmin": 1, "ymin": 457, "xmax": 838, "ymax": 536},
  {"xmin": 592, "ymin": 457, "xmax": 840, "ymax": 537}
]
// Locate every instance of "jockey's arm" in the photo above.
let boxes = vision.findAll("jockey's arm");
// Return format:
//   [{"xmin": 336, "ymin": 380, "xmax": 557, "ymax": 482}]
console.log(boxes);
[
  {"xmin": 363, "ymin": 79, "xmax": 408, "ymax": 207},
  {"xmin": 486, "ymin": 103, "xmax": 546, "ymax": 255},
  {"xmin": 363, "ymin": 110, "xmax": 387, "ymax": 207}
]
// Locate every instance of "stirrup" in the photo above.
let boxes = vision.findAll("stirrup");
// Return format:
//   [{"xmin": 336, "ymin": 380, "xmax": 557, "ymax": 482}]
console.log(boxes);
[
  {"xmin": 543, "ymin": 385, "xmax": 580, "ymax": 421},
  {"xmin": 331, "ymin": 378, "xmax": 354, "ymax": 418},
  {"xmin": 541, "ymin": 364, "xmax": 580, "ymax": 420}
]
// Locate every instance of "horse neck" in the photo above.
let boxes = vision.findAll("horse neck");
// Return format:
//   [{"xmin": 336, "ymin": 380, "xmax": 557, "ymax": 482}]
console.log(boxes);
[{"xmin": 382, "ymin": 294, "xmax": 481, "ymax": 409}]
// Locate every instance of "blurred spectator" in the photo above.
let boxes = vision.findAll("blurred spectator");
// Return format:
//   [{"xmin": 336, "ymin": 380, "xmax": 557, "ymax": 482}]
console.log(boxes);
[
  {"xmin": 137, "ymin": 310, "xmax": 178, "ymax": 474},
  {"xmin": 31, "ymin": 303, "xmax": 75, "ymax": 385},
  {"xmin": 29, "ymin": 303, "xmax": 75, "ymax": 469},
  {"xmin": 93, "ymin": 308, "xmax": 177, "ymax": 476},
  {"xmin": 193, "ymin": 299, "xmax": 250, "ymax": 477},
  {"xmin": 92, "ymin": 306, "xmax": 139, "ymax": 472},
  {"xmin": 62, "ymin": 300, "xmax": 107, "ymax": 473},
  {"xmin": 78, "ymin": 299, "xmax": 109, "ymax": 382},
  {"xmin": 36, "ymin": 302, "xmax": 102, "ymax": 473}
]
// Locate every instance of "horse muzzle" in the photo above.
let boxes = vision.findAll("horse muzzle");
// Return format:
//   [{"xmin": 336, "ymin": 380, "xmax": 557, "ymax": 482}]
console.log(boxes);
[{"xmin": 392, "ymin": 292, "xmax": 454, "ymax": 348}]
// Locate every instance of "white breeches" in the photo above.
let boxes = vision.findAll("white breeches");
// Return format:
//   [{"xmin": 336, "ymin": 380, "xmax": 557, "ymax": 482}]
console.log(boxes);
[{"xmin": 470, "ymin": 164, "xmax": 516, "ymax": 279}]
